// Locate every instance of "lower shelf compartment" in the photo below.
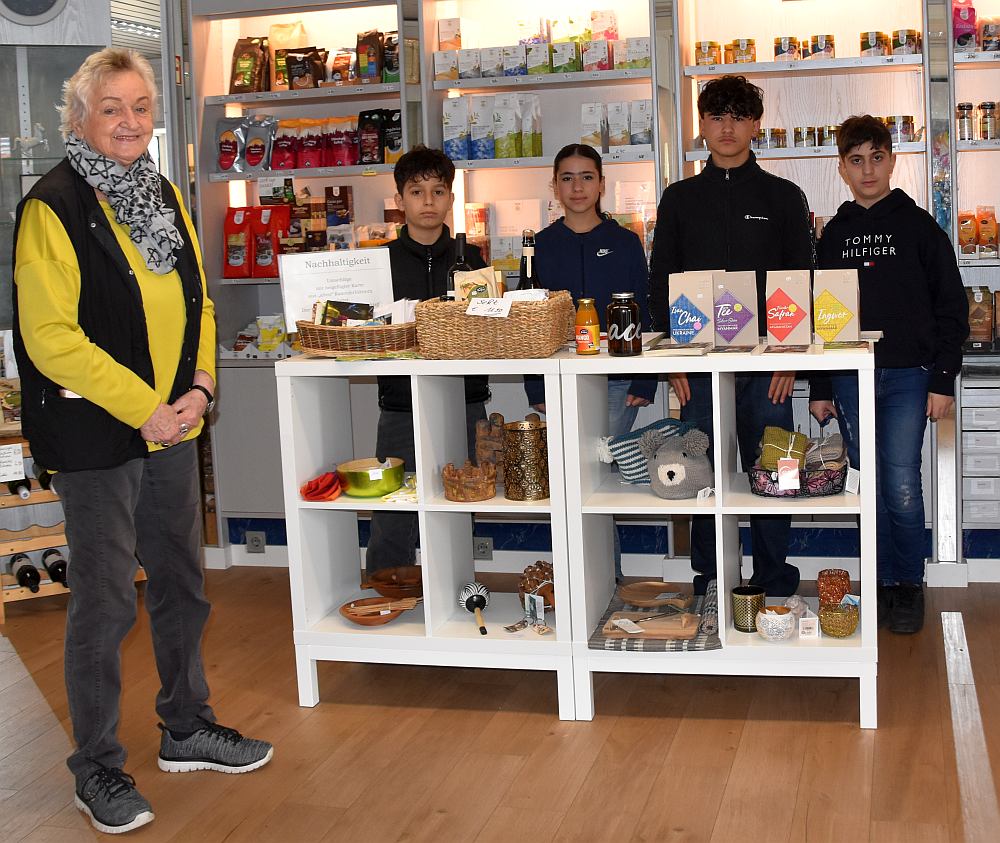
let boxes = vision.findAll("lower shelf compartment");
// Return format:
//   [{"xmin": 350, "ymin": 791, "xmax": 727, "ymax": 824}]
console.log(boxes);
[{"xmin": 431, "ymin": 591, "xmax": 558, "ymax": 641}]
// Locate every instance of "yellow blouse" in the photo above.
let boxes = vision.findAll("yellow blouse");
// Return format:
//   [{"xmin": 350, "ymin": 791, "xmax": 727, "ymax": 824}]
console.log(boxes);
[{"xmin": 14, "ymin": 183, "xmax": 216, "ymax": 450}]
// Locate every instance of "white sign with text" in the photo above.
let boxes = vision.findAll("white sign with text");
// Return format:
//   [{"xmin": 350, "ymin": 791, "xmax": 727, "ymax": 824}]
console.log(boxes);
[{"xmin": 278, "ymin": 248, "xmax": 394, "ymax": 328}]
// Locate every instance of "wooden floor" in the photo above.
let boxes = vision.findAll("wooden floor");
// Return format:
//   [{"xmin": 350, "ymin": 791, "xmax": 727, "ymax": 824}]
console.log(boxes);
[{"xmin": 2, "ymin": 568, "xmax": 999, "ymax": 842}]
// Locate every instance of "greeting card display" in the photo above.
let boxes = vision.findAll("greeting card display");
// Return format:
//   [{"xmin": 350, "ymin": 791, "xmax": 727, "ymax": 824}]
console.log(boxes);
[
  {"xmin": 668, "ymin": 271, "xmax": 714, "ymax": 344},
  {"xmin": 713, "ymin": 270, "xmax": 757, "ymax": 347},
  {"xmin": 765, "ymin": 270, "xmax": 811, "ymax": 346},
  {"xmin": 813, "ymin": 269, "xmax": 859, "ymax": 343}
]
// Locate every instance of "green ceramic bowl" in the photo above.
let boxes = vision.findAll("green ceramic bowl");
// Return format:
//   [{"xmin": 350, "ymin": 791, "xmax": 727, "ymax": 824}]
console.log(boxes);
[{"xmin": 337, "ymin": 457, "xmax": 405, "ymax": 497}]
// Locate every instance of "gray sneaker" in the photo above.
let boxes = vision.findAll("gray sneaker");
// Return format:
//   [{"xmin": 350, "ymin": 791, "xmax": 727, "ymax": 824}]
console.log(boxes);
[
  {"xmin": 157, "ymin": 720, "xmax": 273, "ymax": 774},
  {"xmin": 75, "ymin": 766, "xmax": 154, "ymax": 835}
]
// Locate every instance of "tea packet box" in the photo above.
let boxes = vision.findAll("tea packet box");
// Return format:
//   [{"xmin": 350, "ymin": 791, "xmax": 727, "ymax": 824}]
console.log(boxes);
[
  {"xmin": 442, "ymin": 97, "xmax": 470, "ymax": 161},
  {"xmin": 627, "ymin": 37, "xmax": 652, "ymax": 69},
  {"xmin": 610, "ymin": 40, "xmax": 628, "ymax": 70},
  {"xmin": 812, "ymin": 268, "xmax": 860, "ymax": 343},
  {"xmin": 669, "ymin": 271, "xmax": 715, "ymax": 344},
  {"xmin": 765, "ymin": 270, "xmax": 812, "ymax": 346},
  {"xmin": 457, "ymin": 48, "xmax": 482, "ymax": 79},
  {"xmin": 583, "ymin": 39, "xmax": 611, "ymax": 71},
  {"xmin": 480, "ymin": 47, "xmax": 504, "ymax": 78},
  {"xmin": 438, "ymin": 18, "xmax": 462, "ymax": 51},
  {"xmin": 607, "ymin": 102, "xmax": 629, "ymax": 147},
  {"xmin": 503, "ymin": 44, "xmax": 527, "ymax": 76},
  {"xmin": 550, "ymin": 42, "xmax": 582, "ymax": 73},
  {"xmin": 713, "ymin": 270, "xmax": 758, "ymax": 346},
  {"xmin": 468, "ymin": 95, "xmax": 495, "ymax": 160},
  {"xmin": 629, "ymin": 99, "xmax": 653, "ymax": 146},
  {"xmin": 493, "ymin": 94, "xmax": 522, "ymax": 157},
  {"xmin": 526, "ymin": 43, "xmax": 551, "ymax": 74},
  {"xmin": 581, "ymin": 102, "xmax": 606, "ymax": 151},
  {"xmin": 434, "ymin": 50, "xmax": 458, "ymax": 81},
  {"xmin": 519, "ymin": 94, "xmax": 543, "ymax": 157}
]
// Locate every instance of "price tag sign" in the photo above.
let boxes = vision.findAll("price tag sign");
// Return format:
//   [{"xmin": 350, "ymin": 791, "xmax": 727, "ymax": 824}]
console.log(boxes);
[
  {"xmin": 777, "ymin": 457, "xmax": 800, "ymax": 491},
  {"xmin": 466, "ymin": 298, "xmax": 512, "ymax": 318},
  {"xmin": 0, "ymin": 444, "xmax": 25, "ymax": 483},
  {"xmin": 367, "ymin": 469, "xmax": 384, "ymax": 480}
]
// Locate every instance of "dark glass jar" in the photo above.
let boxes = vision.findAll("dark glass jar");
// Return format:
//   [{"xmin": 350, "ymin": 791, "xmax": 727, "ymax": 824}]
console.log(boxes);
[{"xmin": 606, "ymin": 292, "xmax": 642, "ymax": 356}]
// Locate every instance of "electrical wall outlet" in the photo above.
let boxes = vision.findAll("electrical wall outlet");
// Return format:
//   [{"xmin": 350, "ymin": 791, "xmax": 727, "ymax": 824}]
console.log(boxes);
[
  {"xmin": 473, "ymin": 536, "xmax": 493, "ymax": 560},
  {"xmin": 246, "ymin": 530, "xmax": 266, "ymax": 554}
]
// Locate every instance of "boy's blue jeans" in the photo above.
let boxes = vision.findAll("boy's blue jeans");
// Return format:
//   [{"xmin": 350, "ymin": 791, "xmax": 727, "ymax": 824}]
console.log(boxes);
[
  {"xmin": 827, "ymin": 366, "xmax": 930, "ymax": 585},
  {"xmin": 609, "ymin": 378, "xmax": 643, "ymax": 580}
]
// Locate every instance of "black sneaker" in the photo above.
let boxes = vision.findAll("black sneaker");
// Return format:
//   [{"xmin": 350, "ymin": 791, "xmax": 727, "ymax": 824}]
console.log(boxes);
[
  {"xmin": 157, "ymin": 720, "xmax": 273, "ymax": 774},
  {"xmin": 75, "ymin": 765, "xmax": 154, "ymax": 835},
  {"xmin": 877, "ymin": 584, "xmax": 895, "ymax": 628},
  {"xmin": 890, "ymin": 583, "xmax": 924, "ymax": 634}
]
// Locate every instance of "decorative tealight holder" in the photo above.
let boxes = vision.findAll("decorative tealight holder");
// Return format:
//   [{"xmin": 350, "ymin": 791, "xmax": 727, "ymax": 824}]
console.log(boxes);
[
  {"xmin": 755, "ymin": 605, "xmax": 796, "ymax": 641},
  {"xmin": 731, "ymin": 586, "xmax": 766, "ymax": 633},
  {"xmin": 819, "ymin": 603, "xmax": 860, "ymax": 638},
  {"xmin": 442, "ymin": 460, "xmax": 496, "ymax": 502},
  {"xmin": 817, "ymin": 568, "xmax": 851, "ymax": 606}
]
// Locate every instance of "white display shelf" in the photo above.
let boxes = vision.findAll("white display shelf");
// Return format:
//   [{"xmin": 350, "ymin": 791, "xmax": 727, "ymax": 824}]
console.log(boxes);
[
  {"xmin": 276, "ymin": 356, "xmax": 574, "ymax": 718},
  {"xmin": 297, "ymin": 498, "xmax": 420, "ymax": 512},
  {"xmin": 685, "ymin": 141, "xmax": 926, "ymax": 162},
  {"xmin": 960, "ymin": 258, "xmax": 1000, "ymax": 266},
  {"xmin": 683, "ymin": 54, "xmax": 923, "ymax": 78},
  {"xmin": 450, "ymin": 147, "xmax": 654, "ymax": 171},
  {"xmin": 955, "ymin": 51, "xmax": 1000, "ymax": 66},
  {"xmin": 957, "ymin": 139, "xmax": 1000, "ymax": 151},
  {"xmin": 721, "ymin": 474, "xmax": 862, "ymax": 515},
  {"xmin": 208, "ymin": 164, "xmax": 395, "ymax": 183},
  {"xmin": 205, "ymin": 82, "xmax": 401, "ymax": 107},
  {"xmin": 561, "ymin": 347, "xmax": 878, "ymax": 727},
  {"xmin": 433, "ymin": 68, "xmax": 652, "ymax": 91}
]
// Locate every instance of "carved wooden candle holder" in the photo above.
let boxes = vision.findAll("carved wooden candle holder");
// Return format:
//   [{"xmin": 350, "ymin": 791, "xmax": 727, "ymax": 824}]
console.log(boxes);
[
  {"xmin": 442, "ymin": 460, "xmax": 497, "ymax": 502},
  {"xmin": 475, "ymin": 412, "xmax": 505, "ymax": 485}
]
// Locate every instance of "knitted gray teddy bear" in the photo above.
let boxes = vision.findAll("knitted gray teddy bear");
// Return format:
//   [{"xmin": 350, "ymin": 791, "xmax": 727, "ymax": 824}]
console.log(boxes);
[{"xmin": 638, "ymin": 428, "xmax": 714, "ymax": 499}]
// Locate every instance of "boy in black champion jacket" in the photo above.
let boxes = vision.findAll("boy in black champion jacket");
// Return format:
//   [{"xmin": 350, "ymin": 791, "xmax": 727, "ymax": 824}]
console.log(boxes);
[
  {"xmin": 647, "ymin": 75, "xmax": 814, "ymax": 596},
  {"xmin": 809, "ymin": 115, "xmax": 968, "ymax": 635}
]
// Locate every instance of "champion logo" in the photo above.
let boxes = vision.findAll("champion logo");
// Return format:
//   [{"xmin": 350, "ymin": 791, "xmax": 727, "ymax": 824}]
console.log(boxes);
[
  {"xmin": 596, "ymin": 248, "xmax": 612, "ymax": 257},
  {"xmin": 745, "ymin": 214, "xmax": 769, "ymax": 221}
]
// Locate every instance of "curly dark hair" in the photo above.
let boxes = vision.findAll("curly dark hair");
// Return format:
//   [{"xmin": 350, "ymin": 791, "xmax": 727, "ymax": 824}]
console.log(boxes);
[
  {"xmin": 697, "ymin": 75, "xmax": 764, "ymax": 120},
  {"xmin": 836, "ymin": 115, "xmax": 892, "ymax": 157},
  {"xmin": 392, "ymin": 144, "xmax": 455, "ymax": 193}
]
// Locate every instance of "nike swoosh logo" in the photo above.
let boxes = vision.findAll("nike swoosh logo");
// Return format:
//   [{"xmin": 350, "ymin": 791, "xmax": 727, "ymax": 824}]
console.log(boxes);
[{"xmin": 596, "ymin": 249, "xmax": 612, "ymax": 257}]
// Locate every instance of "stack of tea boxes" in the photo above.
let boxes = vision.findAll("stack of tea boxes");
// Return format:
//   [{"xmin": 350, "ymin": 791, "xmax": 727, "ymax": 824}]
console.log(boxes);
[{"xmin": 667, "ymin": 268, "xmax": 861, "ymax": 349}]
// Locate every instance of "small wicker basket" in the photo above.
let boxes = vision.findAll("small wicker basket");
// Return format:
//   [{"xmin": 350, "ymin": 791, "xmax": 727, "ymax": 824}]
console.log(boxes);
[
  {"xmin": 296, "ymin": 320, "xmax": 417, "ymax": 357},
  {"xmin": 441, "ymin": 460, "xmax": 496, "ymax": 502},
  {"xmin": 415, "ymin": 290, "xmax": 574, "ymax": 359}
]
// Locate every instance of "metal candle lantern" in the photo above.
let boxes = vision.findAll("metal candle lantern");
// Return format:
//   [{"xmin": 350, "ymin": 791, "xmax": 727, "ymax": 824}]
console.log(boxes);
[{"xmin": 502, "ymin": 414, "xmax": 549, "ymax": 501}]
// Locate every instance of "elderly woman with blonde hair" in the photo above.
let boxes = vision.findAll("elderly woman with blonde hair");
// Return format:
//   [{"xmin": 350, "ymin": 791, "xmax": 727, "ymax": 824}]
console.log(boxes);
[{"xmin": 13, "ymin": 47, "xmax": 272, "ymax": 835}]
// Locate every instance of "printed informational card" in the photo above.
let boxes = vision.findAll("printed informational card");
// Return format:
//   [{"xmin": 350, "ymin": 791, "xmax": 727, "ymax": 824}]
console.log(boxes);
[
  {"xmin": 0, "ymin": 443, "xmax": 25, "ymax": 483},
  {"xmin": 278, "ymin": 248, "xmax": 393, "ymax": 327}
]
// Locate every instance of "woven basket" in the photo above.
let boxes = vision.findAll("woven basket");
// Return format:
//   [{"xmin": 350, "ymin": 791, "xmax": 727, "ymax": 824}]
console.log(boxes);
[
  {"xmin": 415, "ymin": 290, "xmax": 574, "ymax": 359},
  {"xmin": 296, "ymin": 320, "xmax": 417, "ymax": 356}
]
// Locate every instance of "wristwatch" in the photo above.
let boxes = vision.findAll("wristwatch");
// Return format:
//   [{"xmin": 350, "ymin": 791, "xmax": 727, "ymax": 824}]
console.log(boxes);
[{"xmin": 190, "ymin": 384, "xmax": 215, "ymax": 414}]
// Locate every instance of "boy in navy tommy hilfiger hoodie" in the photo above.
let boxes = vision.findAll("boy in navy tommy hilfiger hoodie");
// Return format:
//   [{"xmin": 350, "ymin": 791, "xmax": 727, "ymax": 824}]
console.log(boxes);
[
  {"xmin": 809, "ymin": 115, "xmax": 968, "ymax": 635},
  {"xmin": 525, "ymin": 143, "xmax": 656, "ymax": 580}
]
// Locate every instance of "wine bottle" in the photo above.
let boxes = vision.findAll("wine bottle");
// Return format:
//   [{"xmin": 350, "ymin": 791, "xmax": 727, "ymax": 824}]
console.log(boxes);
[
  {"xmin": 444, "ymin": 233, "xmax": 472, "ymax": 300},
  {"xmin": 518, "ymin": 229, "xmax": 540, "ymax": 290},
  {"xmin": 41, "ymin": 549, "xmax": 68, "ymax": 588},
  {"xmin": 33, "ymin": 463, "xmax": 53, "ymax": 491},
  {"xmin": 8, "ymin": 553, "xmax": 40, "ymax": 593},
  {"xmin": 6, "ymin": 479, "xmax": 30, "ymax": 500}
]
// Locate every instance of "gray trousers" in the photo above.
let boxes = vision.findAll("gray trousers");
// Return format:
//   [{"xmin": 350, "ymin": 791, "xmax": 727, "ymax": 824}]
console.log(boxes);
[
  {"xmin": 53, "ymin": 440, "xmax": 215, "ymax": 782},
  {"xmin": 366, "ymin": 403, "xmax": 486, "ymax": 574}
]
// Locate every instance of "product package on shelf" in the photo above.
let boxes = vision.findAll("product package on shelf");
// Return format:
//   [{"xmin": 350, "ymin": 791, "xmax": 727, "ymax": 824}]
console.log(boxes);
[
  {"xmin": 220, "ymin": 316, "xmax": 295, "ymax": 359},
  {"xmin": 438, "ymin": 17, "xmax": 462, "ymax": 51},
  {"xmin": 251, "ymin": 206, "xmax": 291, "ymax": 277},
  {"xmin": 383, "ymin": 109, "xmax": 403, "ymax": 163},
  {"xmin": 481, "ymin": 46, "xmax": 504, "ymax": 77},
  {"xmin": 358, "ymin": 109, "xmax": 386, "ymax": 164},
  {"xmin": 326, "ymin": 186, "xmax": 355, "ymax": 250},
  {"xmin": 503, "ymin": 44, "xmax": 528, "ymax": 76},
  {"xmin": 607, "ymin": 102, "xmax": 629, "ymax": 147},
  {"xmin": 468, "ymin": 96, "xmax": 495, "ymax": 160},
  {"xmin": 966, "ymin": 286, "xmax": 994, "ymax": 352},
  {"xmin": 713, "ymin": 270, "xmax": 757, "ymax": 348},
  {"xmin": 356, "ymin": 30, "xmax": 384, "ymax": 84},
  {"xmin": 491, "ymin": 236, "xmax": 520, "ymax": 272},
  {"xmin": 526, "ymin": 43, "xmax": 551, "ymax": 75},
  {"xmin": 550, "ymin": 42, "xmax": 582, "ymax": 73},
  {"xmin": 434, "ymin": 50, "xmax": 458, "ymax": 81},
  {"xmin": 611, "ymin": 40, "xmax": 628, "ymax": 70},
  {"xmin": 629, "ymin": 100, "xmax": 653, "ymax": 147},
  {"xmin": 583, "ymin": 40, "xmax": 611, "ymax": 72},
  {"xmin": 223, "ymin": 208, "xmax": 252, "ymax": 278},
  {"xmin": 230, "ymin": 37, "xmax": 268, "ymax": 94},
  {"xmin": 581, "ymin": 102, "xmax": 606, "ymax": 151},
  {"xmin": 519, "ymin": 94, "xmax": 542, "ymax": 158},
  {"xmin": 766, "ymin": 270, "xmax": 812, "ymax": 347},
  {"xmin": 591, "ymin": 10, "xmax": 619, "ymax": 42},
  {"xmin": 627, "ymin": 37, "xmax": 651, "ymax": 69},
  {"xmin": 268, "ymin": 21, "xmax": 307, "ymax": 91},
  {"xmin": 955, "ymin": 0, "xmax": 977, "ymax": 53},
  {"xmin": 669, "ymin": 271, "xmax": 715, "ymax": 344},
  {"xmin": 813, "ymin": 269, "xmax": 860, "ymax": 343},
  {"xmin": 442, "ymin": 97, "xmax": 470, "ymax": 161},
  {"xmin": 493, "ymin": 94, "xmax": 521, "ymax": 158},
  {"xmin": 383, "ymin": 31, "xmax": 400, "ymax": 83},
  {"xmin": 458, "ymin": 48, "xmax": 482, "ymax": 79}
]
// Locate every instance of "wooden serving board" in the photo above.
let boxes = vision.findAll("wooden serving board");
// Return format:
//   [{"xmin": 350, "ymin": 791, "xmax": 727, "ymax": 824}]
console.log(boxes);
[{"xmin": 601, "ymin": 611, "xmax": 701, "ymax": 640}]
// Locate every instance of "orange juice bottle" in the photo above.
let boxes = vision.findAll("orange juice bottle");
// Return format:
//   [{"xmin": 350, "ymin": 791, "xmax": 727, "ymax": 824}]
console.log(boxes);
[{"xmin": 575, "ymin": 297, "xmax": 600, "ymax": 354}]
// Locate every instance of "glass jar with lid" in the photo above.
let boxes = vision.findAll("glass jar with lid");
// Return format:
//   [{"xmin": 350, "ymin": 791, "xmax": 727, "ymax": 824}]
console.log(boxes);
[
  {"xmin": 886, "ymin": 115, "xmax": 915, "ymax": 145},
  {"xmin": 821, "ymin": 125, "xmax": 838, "ymax": 147},
  {"xmin": 695, "ymin": 41, "xmax": 721, "ymax": 65},
  {"xmin": 757, "ymin": 127, "xmax": 787, "ymax": 149},
  {"xmin": 794, "ymin": 126, "xmax": 820, "ymax": 147},
  {"xmin": 957, "ymin": 102, "xmax": 975, "ymax": 141},
  {"xmin": 980, "ymin": 101, "xmax": 998, "ymax": 141}
]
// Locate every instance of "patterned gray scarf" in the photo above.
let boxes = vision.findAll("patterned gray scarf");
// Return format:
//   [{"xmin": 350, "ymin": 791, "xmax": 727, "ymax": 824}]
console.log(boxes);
[{"xmin": 65, "ymin": 133, "xmax": 183, "ymax": 275}]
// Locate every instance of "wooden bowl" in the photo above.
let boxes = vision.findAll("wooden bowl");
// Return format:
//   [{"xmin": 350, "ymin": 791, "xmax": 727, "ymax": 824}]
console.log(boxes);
[
  {"xmin": 367, "ymin": 566, "xmax": 423, "ymax": 599},
  {"xmin": 339, "ymin": 596, "xmax": 404, "ymax": 626}
]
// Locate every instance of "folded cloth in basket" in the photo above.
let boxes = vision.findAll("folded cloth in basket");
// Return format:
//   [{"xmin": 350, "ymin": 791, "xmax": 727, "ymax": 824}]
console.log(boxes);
[
  {"xmin": 804, "ymin": 433, "xmax": 847, "ymax": 471},
  {"xmin": 758, "ymin": 425, "xmax": 808, "ymax": 471}
]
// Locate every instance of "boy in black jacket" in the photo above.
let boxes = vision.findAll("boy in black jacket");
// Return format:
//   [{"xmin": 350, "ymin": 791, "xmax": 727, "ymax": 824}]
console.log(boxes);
[
  {"xmin": 809, "ymin": 116, "xmax": 968, "ymax": 634},
  {"xmin": 366, "ymin": 146, "xmax": 489, "ymax": 574},
  {"xmin": 648, "ymin": 75, "xmax": 814, "ymax": 596}
]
